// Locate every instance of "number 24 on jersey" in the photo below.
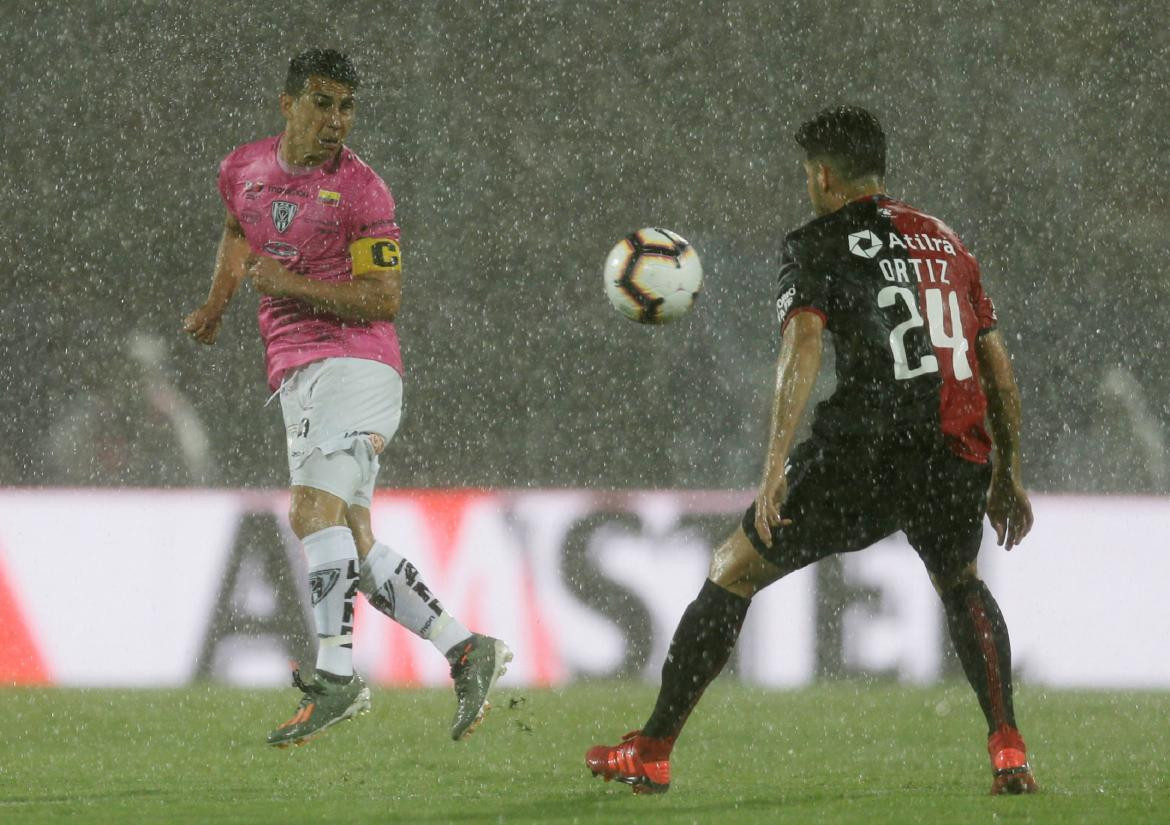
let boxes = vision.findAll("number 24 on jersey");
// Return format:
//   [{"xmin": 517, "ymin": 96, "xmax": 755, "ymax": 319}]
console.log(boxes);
[{"xmin": 878, "ymin": 286, "xmax": 972, "ymax": 381}]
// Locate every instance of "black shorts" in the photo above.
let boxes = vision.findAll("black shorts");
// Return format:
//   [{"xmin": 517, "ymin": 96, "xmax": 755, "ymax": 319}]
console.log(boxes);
[{"xmin": 742, "ymin": 431, "xmax": 992, "ymax": 582}]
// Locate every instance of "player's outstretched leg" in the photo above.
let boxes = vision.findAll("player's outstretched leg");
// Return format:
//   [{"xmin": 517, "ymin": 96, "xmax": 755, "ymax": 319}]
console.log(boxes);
[
  {"xmin": 445, "ymin": 633, "xmax": 514, "ymax": 740},
  {"xmin": 586, "ymin": 579, "xmax": 750, "ymax": 793},
  {"xmin": 358, "ymin": 540, "xmax": 512, "ymax": 740},
  {"xmin": 940, "ymin": 573, "xmax": 1038, "ymax": 794}
]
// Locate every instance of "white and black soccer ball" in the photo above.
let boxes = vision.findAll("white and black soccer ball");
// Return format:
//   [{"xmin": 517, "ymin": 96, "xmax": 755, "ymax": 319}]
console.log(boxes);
[{"xmin": 603, "ymin": 228, "xmax": 702, "ymax": 324}]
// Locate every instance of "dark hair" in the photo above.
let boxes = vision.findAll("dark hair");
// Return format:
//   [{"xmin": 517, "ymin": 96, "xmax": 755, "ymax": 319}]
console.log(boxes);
[
  {"xmin": 284, "ymin": 48, "xmax": 361, "ymax": 96},
  {"xmin": 795, "ymin": 106, "xmax": 886, "ymax": 181}
]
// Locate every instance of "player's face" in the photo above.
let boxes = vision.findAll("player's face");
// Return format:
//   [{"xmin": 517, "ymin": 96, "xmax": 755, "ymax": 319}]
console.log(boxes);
[
  {"xmin": 280, "ymin": 75, "xmax": 356, "ymax": 166},
  {"xmin": 803, "ymin": 160, "xmax": 834, "ymax": 217}
]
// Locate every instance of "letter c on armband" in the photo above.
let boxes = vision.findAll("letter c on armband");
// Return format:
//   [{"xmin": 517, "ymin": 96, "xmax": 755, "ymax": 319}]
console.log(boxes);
[{"xmin": 349, "ymin": 237, "xmax": 402, "ymax": 276}]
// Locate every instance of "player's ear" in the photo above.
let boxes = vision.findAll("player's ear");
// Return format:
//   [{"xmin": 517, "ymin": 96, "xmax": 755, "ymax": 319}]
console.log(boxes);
[
  {"xmin": 279, "ymin": 92, "xmax": 295, "ymax": 119},
  {"xmin": 816, "ymin": 163, "xmax": 833, "ymax": 193}
]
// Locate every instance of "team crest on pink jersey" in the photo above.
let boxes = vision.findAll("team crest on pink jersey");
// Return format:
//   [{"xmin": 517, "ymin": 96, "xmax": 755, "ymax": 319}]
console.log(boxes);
[{"xmin": 271, "ymin": 200, "xmax": 298, "ymax": 233}]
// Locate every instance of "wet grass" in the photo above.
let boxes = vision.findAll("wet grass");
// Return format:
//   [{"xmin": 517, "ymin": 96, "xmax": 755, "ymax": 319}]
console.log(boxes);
[{"xmin": 0, "ymin": 681, "xmax": 1167, "ymax": 824}]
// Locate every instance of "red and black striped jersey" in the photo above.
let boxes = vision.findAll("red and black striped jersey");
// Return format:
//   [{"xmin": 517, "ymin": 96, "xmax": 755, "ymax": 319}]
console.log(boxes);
[{"xmin": 776, "ymin": 194, "xmax": 996, "ymax": 463}]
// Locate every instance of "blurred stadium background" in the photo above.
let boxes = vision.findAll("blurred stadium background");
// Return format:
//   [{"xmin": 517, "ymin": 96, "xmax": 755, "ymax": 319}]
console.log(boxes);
[{"xmin": 1, "ymin": 0, "xmax": 1166, "ymax": 493}]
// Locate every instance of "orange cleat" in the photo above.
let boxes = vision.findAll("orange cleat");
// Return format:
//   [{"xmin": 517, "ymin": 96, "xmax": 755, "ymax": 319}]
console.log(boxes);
[
  {"xmin": 988, "ymin": 725, "xmax": 1039, "ymax": 795},
  {"xmin": 585, "ymin": 730, "xmax": 673, "ymax": 795}
]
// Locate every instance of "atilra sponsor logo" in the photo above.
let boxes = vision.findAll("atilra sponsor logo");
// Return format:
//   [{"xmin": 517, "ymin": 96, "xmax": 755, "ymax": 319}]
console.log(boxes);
[
  {"xmin": 887, "ymin": 232, "xmax": 955, "ymax": 255},
  {"xmin": 848, "ymin": 230, "xmax": 956, "ymax": 258}
]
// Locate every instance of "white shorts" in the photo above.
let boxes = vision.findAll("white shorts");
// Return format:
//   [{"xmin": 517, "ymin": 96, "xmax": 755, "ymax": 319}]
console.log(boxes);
[{"xmin": 278, "ymin": 358, "xmax": 403, "ymax": 509}]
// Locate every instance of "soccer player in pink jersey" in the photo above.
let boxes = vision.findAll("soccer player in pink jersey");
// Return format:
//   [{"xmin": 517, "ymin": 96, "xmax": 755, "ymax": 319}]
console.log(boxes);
[{"xmin": 184, "ymin": 49, "xmax": 511, "ymax": 747}]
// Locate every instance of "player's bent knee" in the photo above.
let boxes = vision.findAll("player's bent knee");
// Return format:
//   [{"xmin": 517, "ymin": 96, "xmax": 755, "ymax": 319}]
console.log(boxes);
[
  {"xmin": 709, "ymin": 528, "xmax": 782, "ymax": 599},
  {"xmin": 289, "ymin": 485, "xmax": 349, "ymax": 538},
  {"xmin": 931, "ymin": 561, "xmax": 980, "ymax": 596}
]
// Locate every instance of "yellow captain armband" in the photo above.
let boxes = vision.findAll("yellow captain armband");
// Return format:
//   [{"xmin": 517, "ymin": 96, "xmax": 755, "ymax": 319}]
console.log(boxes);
[{"xmin": 349, "ymin": 237, "xmax": 402, "ymax": 276}]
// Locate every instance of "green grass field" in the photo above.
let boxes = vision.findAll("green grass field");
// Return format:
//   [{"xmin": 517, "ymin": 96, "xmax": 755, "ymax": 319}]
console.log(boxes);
[{"xmin": 0, "ymin": 681, "xmax": 1166, "ymax": 824}]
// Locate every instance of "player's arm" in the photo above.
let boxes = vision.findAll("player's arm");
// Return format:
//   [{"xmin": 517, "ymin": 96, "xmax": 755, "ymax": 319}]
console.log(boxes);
[
  {"xmin": 248, "ymin": 238, "xmax": 402, "ymax": 322},
  {"xmin": 976, "ymin": 329, "xmax": 1034, "ymax": 550},
  {"xmin": 184, "ymin": 210, "xmax": 252, "ymax": 345},
  {"xmin": 753, "ymin": 310, "xmax": 825, "ymax": 546}
]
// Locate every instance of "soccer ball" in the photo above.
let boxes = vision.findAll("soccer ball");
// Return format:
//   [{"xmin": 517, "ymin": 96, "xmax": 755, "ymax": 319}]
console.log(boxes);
[{"xmin": 603, "ymin": 228, "xmax": 702, "ymax": 324}]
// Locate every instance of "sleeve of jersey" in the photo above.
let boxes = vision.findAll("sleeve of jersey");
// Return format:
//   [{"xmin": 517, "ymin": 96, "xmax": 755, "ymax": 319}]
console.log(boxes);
[
  {"xmin": 970, "ymin": 264, "xmax": 998, "ymax": 334},
  {"xmin": 775, "ymin": 247, "xmax": 829, "ymax": 333},
  {"xmin": 346, "ymin": 172, "xmax": 401, "ymax": 244},
  {"xmin": 216, "ymin": 156, "xmax": 238, "ymax": 218}
]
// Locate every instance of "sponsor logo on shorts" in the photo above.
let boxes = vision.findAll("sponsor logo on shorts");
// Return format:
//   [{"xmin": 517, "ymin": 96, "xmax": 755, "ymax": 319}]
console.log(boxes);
[{"xmin": 287, "ymin": 418, "xmax": 310, "ymax": 453}]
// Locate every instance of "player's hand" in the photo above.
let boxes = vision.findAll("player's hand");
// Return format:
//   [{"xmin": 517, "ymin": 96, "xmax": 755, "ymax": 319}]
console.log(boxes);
[
  {"xmin": 986, "ymin": 472, "xmax": 1033, "ymax": 550},
  {"xmin": 247, "ymin": 255, "xmax": 299, "ymax": 297},
  {"xmin": 753, "ymin": 465, "xmax": 792, "ymax": 548},
  {"xmin": 183, "ymin": 305, "xmax": 223, "ymax": 345}
]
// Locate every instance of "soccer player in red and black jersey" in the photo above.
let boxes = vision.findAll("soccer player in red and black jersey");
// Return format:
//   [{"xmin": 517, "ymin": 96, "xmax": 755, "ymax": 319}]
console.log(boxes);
[{"xmin": 586, "ymin": 106, "xmax": 1037, "ymax": 796}]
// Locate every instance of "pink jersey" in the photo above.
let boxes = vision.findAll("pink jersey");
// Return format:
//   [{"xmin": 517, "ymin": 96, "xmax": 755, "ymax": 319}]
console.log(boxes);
[{"xmin": 218, "ymin": 135, "xmax": 403, "ymax": 390}]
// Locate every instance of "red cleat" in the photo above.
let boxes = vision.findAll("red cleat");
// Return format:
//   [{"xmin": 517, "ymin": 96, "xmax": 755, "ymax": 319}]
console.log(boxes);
[
  {"xmin": 988, "ymin": 725, "xmax": 1039, "ymax": 795},
  {"xmin": 585, "ymin": 730, "xmax": 673, "ymax": 795}
]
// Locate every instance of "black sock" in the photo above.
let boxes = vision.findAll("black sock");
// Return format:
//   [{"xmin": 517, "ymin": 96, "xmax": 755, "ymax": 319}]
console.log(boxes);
[
  {"xmin": 941, "ymin": 577, "xmax": 1017, "ymax": 736},
  {"xmin": 642, "ymin": 580, "xmax": 750, "ymax": 741}
]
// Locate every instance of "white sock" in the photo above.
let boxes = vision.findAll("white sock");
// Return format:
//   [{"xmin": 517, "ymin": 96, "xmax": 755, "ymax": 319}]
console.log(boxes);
[
  {"xmin": 302, "ymin": 526, "xmax": 359, "ymax": 679},
  {"xmin": 359, "ymin": 542, "xmax": 472, "ymax": 654}
]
